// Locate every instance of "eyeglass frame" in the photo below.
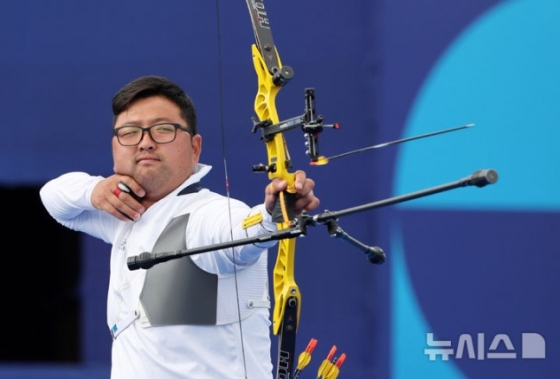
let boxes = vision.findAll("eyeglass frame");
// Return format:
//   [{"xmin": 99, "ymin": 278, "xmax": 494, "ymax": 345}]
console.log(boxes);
[{"xmin": 113, "ymin": 122, "xmax": 194, "ymax": 146}]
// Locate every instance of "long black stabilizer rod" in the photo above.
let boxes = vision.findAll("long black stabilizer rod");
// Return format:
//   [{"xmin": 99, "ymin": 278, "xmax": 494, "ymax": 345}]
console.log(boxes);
[
  {"xmin": 310, "ymin": 169, "xmax": 498, "ymax": 225},
  {"xmin": 127, "ymin": 168, "xmax": 498, "ymax": 271},
  {"xmin": 127, "ymin": 226, "xmax": 306, "ymax": 270}
]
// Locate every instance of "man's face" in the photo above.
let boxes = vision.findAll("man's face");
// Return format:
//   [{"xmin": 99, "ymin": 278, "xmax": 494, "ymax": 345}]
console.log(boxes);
[{"xmin": 112, "ymin": 95, "xmax": 202, "ymax": 197}]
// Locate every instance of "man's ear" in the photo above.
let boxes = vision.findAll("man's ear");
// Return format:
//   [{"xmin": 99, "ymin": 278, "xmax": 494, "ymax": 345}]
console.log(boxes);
[{"xmin": 192, "ymin": 134, "xmax": 202, "ymax": 163}]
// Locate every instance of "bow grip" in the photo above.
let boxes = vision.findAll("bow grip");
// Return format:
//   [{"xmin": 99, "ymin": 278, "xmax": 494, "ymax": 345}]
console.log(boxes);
[{"xmin": 269, "ymin": 174, "xmax": 297, "ymax": 223}]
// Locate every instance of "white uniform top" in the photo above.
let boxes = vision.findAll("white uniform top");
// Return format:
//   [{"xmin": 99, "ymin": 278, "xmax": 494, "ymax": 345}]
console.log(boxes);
[{"xmin": 40, "ymin": 164, "xmax": 277, "ymax": 379}]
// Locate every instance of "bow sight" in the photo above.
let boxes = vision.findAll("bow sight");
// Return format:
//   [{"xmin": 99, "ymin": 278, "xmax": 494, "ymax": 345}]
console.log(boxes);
[{"xmin": 251, "ymin": 88, "xmax": 340, "ymax": 174}]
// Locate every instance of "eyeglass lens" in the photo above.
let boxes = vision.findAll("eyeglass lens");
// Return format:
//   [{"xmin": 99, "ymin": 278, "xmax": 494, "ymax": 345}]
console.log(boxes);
[{"xmin": 116, "ymin": 124, "xmax": 178, "ymax": 145}]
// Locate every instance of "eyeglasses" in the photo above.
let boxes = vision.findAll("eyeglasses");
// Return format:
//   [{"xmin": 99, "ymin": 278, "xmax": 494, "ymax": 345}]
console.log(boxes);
[{"xmin": 113, "ymin": 123, "xmax": 193, "ymax": 146}]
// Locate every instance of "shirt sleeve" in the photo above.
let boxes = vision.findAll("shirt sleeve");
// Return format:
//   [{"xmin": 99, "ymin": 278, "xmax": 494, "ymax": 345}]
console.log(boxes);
[
  {"xmin": 39, "ymin": 172, "xmax": 119, "ymax": 243},
  {"xmin": 188, "ymin": 194, "xmax": 280, "ymax": 275}
]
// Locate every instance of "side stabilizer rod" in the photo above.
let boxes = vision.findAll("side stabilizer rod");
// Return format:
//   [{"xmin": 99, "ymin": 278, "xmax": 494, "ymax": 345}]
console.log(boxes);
[{"xmin": 311, "ymin": 169, "xmax": 498, "ymax": 224}]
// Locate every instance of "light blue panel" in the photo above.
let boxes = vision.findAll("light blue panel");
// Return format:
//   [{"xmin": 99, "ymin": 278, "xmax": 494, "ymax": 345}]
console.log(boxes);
[
  {"xmin": 390, "ymin": 1, "xmax": 560, "ymax": 377},
  {"xmin": 394, "ymin": 0, "xmax": 560, "ymax": 211}
]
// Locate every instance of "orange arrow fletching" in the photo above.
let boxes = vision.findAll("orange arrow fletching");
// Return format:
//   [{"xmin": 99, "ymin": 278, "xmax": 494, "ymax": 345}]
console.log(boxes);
[{"xmin": 310, "ymin": 156, "xmax": 329, "ymax": 166}]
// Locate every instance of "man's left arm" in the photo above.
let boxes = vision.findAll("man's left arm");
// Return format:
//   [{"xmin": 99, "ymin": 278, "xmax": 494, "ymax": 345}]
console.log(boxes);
[{"xmin": 191, "ymin": 170, "xmax": 320, "ymax": 273}]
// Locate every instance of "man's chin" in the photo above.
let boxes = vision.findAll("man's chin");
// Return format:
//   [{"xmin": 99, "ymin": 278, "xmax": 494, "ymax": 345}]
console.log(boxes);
[{"xmin": 131, "ymin": 169, "xmax": 154, "ymax": 183}]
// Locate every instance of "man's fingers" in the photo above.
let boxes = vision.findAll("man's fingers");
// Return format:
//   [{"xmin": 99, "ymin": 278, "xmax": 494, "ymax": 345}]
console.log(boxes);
[
  {"xmin": 268, "ymin": 171, "xmax": 311, "ymax": 194},
  {"xmin": 111, "ymin": 192, "xmax": 143, "ymax": 221},
  {"xmin": 98, "ymin": 196, "xmax": 134, "ymax": 221},
  {"xmin": 264, "ymin": 172, "xmax": 320, "ymax": 216},
  {"xmin": 293, "ymin": 170, "xmax": 308, "ymax": 191},
  {"xmin": 92, "ymin": 176, "xmax": 145, "ymax": 221},
  {"xmin": 116, "ymin": 181, "xmax": 145, "ymax": 200},
  {"xmin": 267, "ymin": 179, "xmax": 288, "ymax": 195},
  {"xmin": 111, "ymin": 207, "xmax": 135, "ymax": 222},
  {"xmin": 294, "ymin": 189, "xmax": 320, "ymax": 213}
]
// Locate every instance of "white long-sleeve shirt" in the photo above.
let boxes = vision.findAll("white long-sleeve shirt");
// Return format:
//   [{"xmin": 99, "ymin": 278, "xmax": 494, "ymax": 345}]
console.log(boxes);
[{"xmin": 40, "ymin": 164, "xmax": 277, "ymax": 379}]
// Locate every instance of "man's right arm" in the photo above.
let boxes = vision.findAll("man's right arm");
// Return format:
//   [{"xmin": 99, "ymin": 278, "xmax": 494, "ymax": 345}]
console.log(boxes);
[{"xmin": 40, "ymin": 172, "xmax": 117, "ymax": 242}]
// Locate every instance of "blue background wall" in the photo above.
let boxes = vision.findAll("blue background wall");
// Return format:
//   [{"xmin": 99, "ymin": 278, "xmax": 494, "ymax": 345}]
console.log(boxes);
[{"xmin": 0, "ymin": 0, "xmax": 557, "ymax": 378}]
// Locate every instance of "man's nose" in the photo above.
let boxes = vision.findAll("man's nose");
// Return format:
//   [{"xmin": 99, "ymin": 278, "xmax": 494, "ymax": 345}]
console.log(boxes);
[{"xmin": 138, "ymin": 130, "xmax": 156, "ymax": 149}]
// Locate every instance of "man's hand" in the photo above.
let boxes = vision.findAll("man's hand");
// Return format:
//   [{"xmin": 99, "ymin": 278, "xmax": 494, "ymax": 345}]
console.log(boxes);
[
  {"xmin": 91, "ymin": 175, "xmax": 146, "ymax": 221},
  {"xmin": 265, "ymin": 170, "xmax": 320, "ymax": 216}
]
